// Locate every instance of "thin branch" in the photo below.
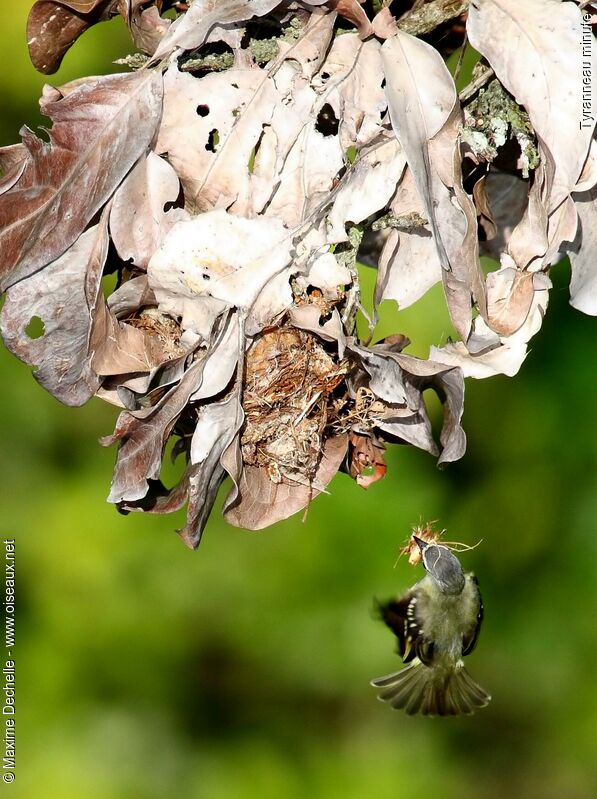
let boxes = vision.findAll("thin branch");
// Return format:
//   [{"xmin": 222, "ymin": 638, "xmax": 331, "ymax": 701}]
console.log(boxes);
[
  {"xmin": 397, "ymin": 0, "xmax": 469, "ymax": 36},
  {"xmin": 458, "ymin": 65, "xmax": 495, "ymax": 104}
]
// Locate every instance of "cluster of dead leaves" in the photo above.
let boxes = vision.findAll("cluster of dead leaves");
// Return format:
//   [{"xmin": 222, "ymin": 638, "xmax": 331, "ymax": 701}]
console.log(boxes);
[{"xmin": 0, "ymin": 1, "xmax": 595, "ymax": 545}]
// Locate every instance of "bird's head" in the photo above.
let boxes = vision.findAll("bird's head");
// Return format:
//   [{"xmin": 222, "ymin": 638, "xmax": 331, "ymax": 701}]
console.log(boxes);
[{"xmin": 413, "ymin": 536, "xmax": 465, "ymax": 595}]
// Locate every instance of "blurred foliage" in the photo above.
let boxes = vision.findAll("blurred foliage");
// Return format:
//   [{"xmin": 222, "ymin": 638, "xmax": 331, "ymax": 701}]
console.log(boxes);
[{"xmin": 1, "ymin": 7, "xmax": 597, "ymax": 799}]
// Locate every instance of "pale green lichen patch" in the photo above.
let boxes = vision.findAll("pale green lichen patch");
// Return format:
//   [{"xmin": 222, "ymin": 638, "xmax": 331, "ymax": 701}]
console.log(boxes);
[
  {"xmin": 181, "ymin": 15, "xmax": 304, "ymax": 73},
  {"xmin": 114, "ymin": 53, "xmax": 150, "ymax": 71},
  {"xmin": 281, "ymin": 15, "xmax": 303, "ymax": 43},
  {"xmin": 461, "ymin": 79, "xmax": 540, "ymax": 177},
  {"xmin": 372, "ymin": 211, "xmax": 428, "ymax": 232}
]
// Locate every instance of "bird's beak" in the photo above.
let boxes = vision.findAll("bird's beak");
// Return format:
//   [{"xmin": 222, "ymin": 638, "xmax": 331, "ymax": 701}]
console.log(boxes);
[{"xmin": 413, "ymin": 535, "xmax": 428, "ymax": 552}]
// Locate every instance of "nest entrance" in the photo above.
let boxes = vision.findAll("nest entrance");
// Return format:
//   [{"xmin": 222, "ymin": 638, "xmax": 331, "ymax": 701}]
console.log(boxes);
[{"xmin": 241, "ymin": 327, "xmax": 346, "ymax": 483}]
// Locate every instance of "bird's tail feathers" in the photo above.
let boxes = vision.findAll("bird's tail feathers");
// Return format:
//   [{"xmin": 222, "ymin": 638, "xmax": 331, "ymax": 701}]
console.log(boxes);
[{"xmin": 371, "ymin": 659, "xmax": 490, "ymax": 716}]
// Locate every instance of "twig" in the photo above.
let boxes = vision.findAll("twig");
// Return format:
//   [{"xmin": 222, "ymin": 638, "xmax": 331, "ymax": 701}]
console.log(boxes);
[
  {"xmin": 398, "ymin": 0, "xmax": 469, "ymax": 37},
  {"xmin": 453, "ymin": 33, "xmax": 468, "ymax": 84},
  {"xmin": 459, "ymin": 65, "xmax": 495, "ymax": 103}
]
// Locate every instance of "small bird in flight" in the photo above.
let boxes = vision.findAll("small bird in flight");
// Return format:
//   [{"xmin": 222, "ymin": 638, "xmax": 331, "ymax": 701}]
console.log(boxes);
[{"xmin": 371, "ymin": 534, "xmax": 491, "ymax": 716}]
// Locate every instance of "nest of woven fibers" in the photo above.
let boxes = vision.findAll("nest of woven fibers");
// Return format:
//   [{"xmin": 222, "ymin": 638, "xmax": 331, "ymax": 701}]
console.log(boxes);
[{"xmin": 241, "ymin": 327, "xmax": 347, "ymax": 483}]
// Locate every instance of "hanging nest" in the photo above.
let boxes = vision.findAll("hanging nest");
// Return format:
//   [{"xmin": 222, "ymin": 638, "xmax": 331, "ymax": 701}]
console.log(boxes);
[
  {"xmin": 126, "ymin": 307, "xmax": 186, "ymax": 360},
  {"xmin": 241, "ymin": 326, "xmax": 347, "ymax": 484}
]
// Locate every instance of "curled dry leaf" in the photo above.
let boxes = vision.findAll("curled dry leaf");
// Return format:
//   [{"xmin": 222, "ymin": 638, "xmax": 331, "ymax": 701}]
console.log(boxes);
[
  {"xmin": 327, "ymin": 138, "xmax": 406, "ymax": 242},
  {"xmin": 0, "ymin": 214, "xmax": 109, "ymax": 406},
  {"xmin": 328, "ymin": 0, "xmax": 374, "ymax": 39},
  {"xmin": 224, "ymin": 434, "xmax": 348, "ymax": 530},
  {"xmin": 382, "ymin": 32, "xmax": 457, "ymax": 271},
  {"xmin": 431, "ymin": 273, "xmax": 551, "ymax": 378},
  {"xmin": 90, "ymin": 303, "xmax": 185, "ymax": 378},
  {"xmin": 382, "ymin": 32, "xmax": 485, "ymax": 340},
  {"xmin": 348, "ymin": 432, "xmax": 387, "ymax": 489},
  {"xmin": 277, "ymin": 8, "xmax": 337, "ymax": 78},
  {"xmin": 372, "ymin": 7, "xmax": 398, "ymax": 40},
  {"xmin": 27, "ymin": 0, "xmax": 119, "ymax": 74},
  {"xmin": 323, "ymin": 35, "xmax": 387, "ymax": 150},
  {"xmin": 348, "ymin": 342, "xmax": 466, "ymax": 465},
  {"xmin": 375, "ymin": 166, "xmax": 442, "ymax": 310},
  {"xmin": 178, "ymin": 388, "xmax": 244, "ymax": 549},
  {"xmin": 105, "ymin": 347, "xmax": 230, "ymax": 504},
  {"xmin": 568, "ymin": 183, "xmax": 597, "ymax": 315},
  {"xmin": 130, "ymin": 4, "xmax": 172, "ymax": 55},
  {"xmin": 110, "ymin": 151, "xmax": 189, "ymax": 270},
  {"xmin": 485, "ymin": 266, "xmax": 535, "ymax": 337},
  {"xmin": 0, "ymin": 69, "xmax": 163, "ymax": 291},
  {"xmin": 152, "ymin": 0, "xmax": 283, "ymax": 61}
]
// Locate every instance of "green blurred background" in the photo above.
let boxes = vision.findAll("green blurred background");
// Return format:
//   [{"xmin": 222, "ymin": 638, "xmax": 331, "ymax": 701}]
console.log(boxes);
[{"xmin": 1, "ymin": 7, "xmax": 596, "ymax": 799}]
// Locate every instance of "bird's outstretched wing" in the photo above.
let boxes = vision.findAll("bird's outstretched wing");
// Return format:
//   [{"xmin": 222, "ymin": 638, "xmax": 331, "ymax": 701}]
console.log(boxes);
[
  {"xmin": 462, "ymin": 574, "xmax": 484, "ymax": 656},
  {"xmin": 375, "ymin": 592, "xmax": 428, "ymax": 664}
]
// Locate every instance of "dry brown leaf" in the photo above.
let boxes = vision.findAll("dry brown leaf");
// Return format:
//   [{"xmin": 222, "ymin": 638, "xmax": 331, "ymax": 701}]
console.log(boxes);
[
  {"xmin": 472, "ymin": 175, "xmax": 497, "ymax": 241},
  {"xmin": 508, "ymin": 161, "xmax": 578, "ymax": 273},
  {"xmin": 224, "ymin": 434, "xmax": 348, "ymax": 530},
  {"xmin": 288, "ymin": 304, "xmax": 347, "ymax": 349},
  {"xmin": 349, "ymin": 342, "xmax": 466, "ymax": 464},
  {"xmin": 129, "ymin": 4, "xmax": 171, "ymax": 55},
  {"xmin": 485, "ymin": 266, "xmax": 534, "ymax": 337},
  {"xmin": 0, "ymin": 70, "xmax": 163, "ymax": 291},
  {"xmin": 90, "ymin": 303, "xmax": 179, "ymax": 377},
  {"xmin": 430, "ymin": 274, "xmax": 551, "ymax": 378},
  {"xmin": 112, "ymin": 387, "xmax": 243, "ymax": 548},
  {"xmin": 431, "ymin": 110, "xmax": 487, "ymax": 335},
  {"xmin": 277, "ymin": 9, "xmax": 337, "ymax": 78},
  {"xmin": 348, "ymin": 432, "xmax": 387, "ymax": 489},
  {"xmin": 372, "ymin": 6, "xmax": 398, "ymax": 39},
  {"xmin": 375, "ymin": 166, "xmax": 442, "ymax": 309},
  {"xmin": 328, "ymin": 0, "xmax": 374, "ymax": 38},
  {"xmin": 0, "ymin": 215, "xmax": 109, "ymax": 405},
  {"xmin": 382, "ymin": 31, "xmax": 456, "ymax": 269},
  {"xmin": 376, "ymin": 227, "xmax": 442, "ymax": 310},
  {"xmin": 263, "ymin": 122, "xmax": 344, "ymax": 228},
  {"xmin": 178, "ymin": 389, "xmax": 245, "ymax": 548},
  {"xmin": 540, "ymin": 195, "xmax": 578, "ymax": 268},
  {"xmin": 110, "ymin": 151, "xmax": 188, "ymax": 270},
  {"xmin": 147, "ymin": 211, "xmax": 294, "ymax": 338},
  {"xmin": 27, "ymin": 0, "xmax": 119, "ymax": 74},
  {"xmin": 152, "ymin": 0, "xmax": 282, "ymax": 60},
  {"xmin": 55, "ymin": 0, "xmax": 113, "ymax": 10},
  {"xmin": 322, "ymin": 35, "xmax": 386, "ymax": 150},
  {"xmin": 107, "ymin": 275, "xmax": 156, "ymax": 317},
  {"xmin": 568, "ymin": 183, "xmax": 597, "ymax": 315},
  {"xmin": 0, "ymin": 145, "xmax": 27, "ymax": 195},
  {"xmin": 189, "ymin": 311, "xmax": 240, "ymax": 402},
  {"xmin": 156, "ymin": 62, "xmax": 282, "ymax": 212},
  {"xmin": 327, "ymin": 138, "xmax": 406, "ymax": 241},
  {"xmin": 477, "ymin": 171, "xmax": 528, "ymax": 260},
  {"xmin": 382, "ymin": 33, "xmax": 485, "ymax": 339},
  {"xmin": 106, "ymin": 358, "xmax": 206, "ymax": 504},
  {"xmin": 505, "ymin": 162, "xmax": 549, "ymax": 270}
]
